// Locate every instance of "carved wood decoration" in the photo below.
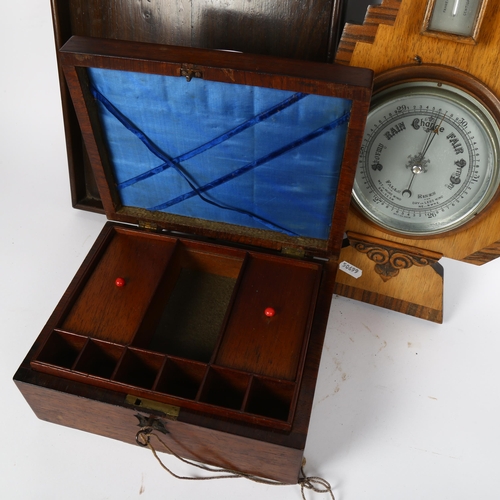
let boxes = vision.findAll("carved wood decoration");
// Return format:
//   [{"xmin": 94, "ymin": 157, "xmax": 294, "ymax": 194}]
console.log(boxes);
[
  {"xmin": 347, "ymin": 232, "xmax": 442, "ymax": 282},
  {"xmin": 334, "ymin": 0, "xmax": 500, "ymax": 322},
  {"xmin": 334, "ymin": 236, "xmax": 444, "ymax": 323},
  {"xmin": 335, "ymin": 231, "xmax": 444, "ymax": 323}
]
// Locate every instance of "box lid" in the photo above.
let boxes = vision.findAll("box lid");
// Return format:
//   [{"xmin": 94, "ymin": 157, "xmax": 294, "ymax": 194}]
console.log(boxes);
[
  {"xmin": 51, "ymin": 0, "xmax": 347, "ymax": 214},
  {"xmin": 59, "ymin": 36, "xmax": 372, "ymax": 258}
]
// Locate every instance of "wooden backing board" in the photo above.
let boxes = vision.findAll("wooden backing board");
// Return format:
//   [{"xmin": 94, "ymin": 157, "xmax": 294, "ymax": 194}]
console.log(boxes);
[{"xmin": 335, "ymin": 232, "xmax": 444, "ymax": 323}]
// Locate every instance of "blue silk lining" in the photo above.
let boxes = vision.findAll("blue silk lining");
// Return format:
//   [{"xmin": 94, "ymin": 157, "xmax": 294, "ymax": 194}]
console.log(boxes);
[{"xmin": 88, "ymin": 68, "xmax": 352, "ymax": 240}]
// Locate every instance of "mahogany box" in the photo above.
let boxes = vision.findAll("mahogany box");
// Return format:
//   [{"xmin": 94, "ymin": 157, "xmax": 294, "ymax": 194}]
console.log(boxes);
[{"xmin": 13, "ymin": 32, "xmax": 372, "ymax": 483}]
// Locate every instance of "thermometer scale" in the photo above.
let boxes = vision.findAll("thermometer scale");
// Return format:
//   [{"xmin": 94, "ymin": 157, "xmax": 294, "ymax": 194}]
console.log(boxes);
[{"xmin": 423, "ymin": 0, "xmax": 488, "ymax": 42}]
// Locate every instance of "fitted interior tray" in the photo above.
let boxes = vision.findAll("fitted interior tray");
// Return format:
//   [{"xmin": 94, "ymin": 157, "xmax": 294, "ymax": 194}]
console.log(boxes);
[{"xmin": 31, "ymin": 223, "xmax": 322, "ymax": 431}]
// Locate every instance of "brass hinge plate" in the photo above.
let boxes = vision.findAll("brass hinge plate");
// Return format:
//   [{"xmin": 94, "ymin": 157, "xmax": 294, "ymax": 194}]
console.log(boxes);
[
  {"xmin": 125, "ymin": 395, "xmax": 180, "ymax": 421},
  {"xmin": 281, "ymin": 247, "xmax": 306, "ymax": 258},
  {"xmin": 138, "ymin": 220, "xmax": 161, "ymax": 232}
]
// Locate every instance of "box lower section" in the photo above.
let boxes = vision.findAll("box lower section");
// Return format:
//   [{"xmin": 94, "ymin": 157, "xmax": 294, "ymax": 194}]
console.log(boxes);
[
  {"xmin": 14, "ymin": 222, "xmax": 338, "ymax": 483},
  {"xmin": 15, "ymin": 375, "xmax": 303, "ymax": 483}
]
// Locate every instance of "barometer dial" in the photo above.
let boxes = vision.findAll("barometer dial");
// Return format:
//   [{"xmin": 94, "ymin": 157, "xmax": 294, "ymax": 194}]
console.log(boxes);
[{"xmin": 353, "ymin": 81, "xmax": 500, "ymax": 235}]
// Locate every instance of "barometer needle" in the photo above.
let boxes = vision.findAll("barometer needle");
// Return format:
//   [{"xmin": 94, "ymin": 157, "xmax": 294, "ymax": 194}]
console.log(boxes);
[
  {"xmin": 402, "ymin": 173, "xmax": 416, "ymax": 198},
  {"xmin": 420, "ymin": 111, "xmax": 447, "ymax": 159},
  {"xmin": 402, "ymin": 111, "xmax": 447, "ymax": 197}
]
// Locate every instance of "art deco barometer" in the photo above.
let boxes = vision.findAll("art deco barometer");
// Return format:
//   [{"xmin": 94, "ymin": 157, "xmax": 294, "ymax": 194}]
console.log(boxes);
[{"xmin": 335, "ymin": 0, "xmax": 500, "ymax": 322}]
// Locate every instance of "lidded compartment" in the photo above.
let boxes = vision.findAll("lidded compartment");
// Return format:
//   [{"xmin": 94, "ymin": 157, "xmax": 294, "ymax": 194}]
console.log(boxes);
[{"xmin": 28, "ymin": 36, "xmax": 372, "ymax": 431}]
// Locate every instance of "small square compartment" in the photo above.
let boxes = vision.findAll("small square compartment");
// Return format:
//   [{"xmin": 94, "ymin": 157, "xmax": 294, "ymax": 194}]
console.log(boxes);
[
  {"xmin": 74, "ymin": 340, "xmax": 124, "ymax": 379},
  {"xmin": 155, "ymin": 357, "xmax": 207, "ymax": 400},
  {"xmin": 245, "ymin": 378, "xmax": 294, "ymax": 422},
  {"xmin": 113, "ymin": 348, "xmax": 164, "ymax": 389},
  {"xmin": 199, "ymin": 367, "xmax": 250, "ymax": 410},
  {"xmin": 35, "ymin": 331, "xmax": 87, "ymax": 369}
]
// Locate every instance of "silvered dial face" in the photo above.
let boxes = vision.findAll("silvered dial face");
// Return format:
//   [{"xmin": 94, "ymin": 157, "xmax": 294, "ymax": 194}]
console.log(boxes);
[{"xmin": 353, "ymin": 81, "xmax": 500, "ymax": 235}]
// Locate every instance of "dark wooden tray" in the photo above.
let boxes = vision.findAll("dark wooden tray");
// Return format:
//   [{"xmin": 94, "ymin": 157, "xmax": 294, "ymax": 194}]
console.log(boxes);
[{"xmin": 30, "ymin": 223, "xmax": 323, "ymax": 432}]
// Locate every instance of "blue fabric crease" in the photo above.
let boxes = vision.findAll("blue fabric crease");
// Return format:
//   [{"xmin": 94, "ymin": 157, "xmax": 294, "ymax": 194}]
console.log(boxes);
[
  {"xmin": 148, "ymin": 112, "xmax": 351, "ymax": 211},
  {"xmin": 87, "ymin": 68, "xmax": 352, "ymax": 240}
]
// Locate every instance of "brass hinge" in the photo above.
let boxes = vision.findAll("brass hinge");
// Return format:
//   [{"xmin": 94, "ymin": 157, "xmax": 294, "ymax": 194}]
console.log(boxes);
[
  {"xmin": 281, "ymin": 247, "xmax": 306, "ymax": 258},
  {"xmin": 138, "ymin": 220, "xmax": 161, "ymax": 232},
  {"xmin": 125, "ymin": 395, "xmax": 180, "ymax": 421},
  {"xmin": 179, "ymin": 65, "xmax": 203, "ymax": 82}
]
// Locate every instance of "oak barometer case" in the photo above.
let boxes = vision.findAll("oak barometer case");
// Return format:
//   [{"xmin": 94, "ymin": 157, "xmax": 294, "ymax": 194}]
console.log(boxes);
[
  {"xmin": 13, "ymin": 35, "xmax": 372, "ymax": 483},
  {"xmin": 334, "ymin": 0, "xmax": 500, "ymax": 323}
]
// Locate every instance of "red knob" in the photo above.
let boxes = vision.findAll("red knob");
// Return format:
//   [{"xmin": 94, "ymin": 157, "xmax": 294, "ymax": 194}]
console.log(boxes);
[
  {"xmin": 264, "ymin": 307, "xmax": 276, "ymax": 318},
  {"xmin": 115, "ymin": 277, "xmax": 126, "ymax": 287}
]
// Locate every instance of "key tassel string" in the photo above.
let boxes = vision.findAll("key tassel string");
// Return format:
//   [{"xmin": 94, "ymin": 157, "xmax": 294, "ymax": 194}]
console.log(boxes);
[{"xmin": 136, "ymin": 427, "xmax": 335, "ymax": 499}]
